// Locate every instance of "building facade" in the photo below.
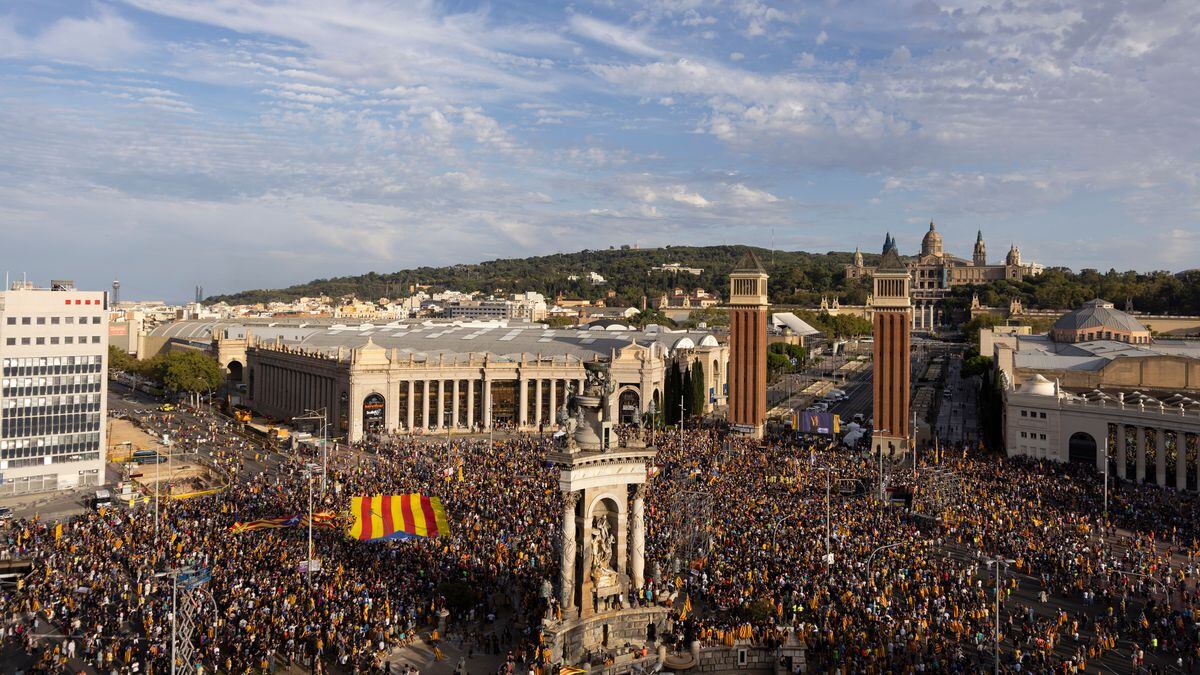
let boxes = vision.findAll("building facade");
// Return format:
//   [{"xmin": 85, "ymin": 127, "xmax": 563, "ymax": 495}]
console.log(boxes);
[
  {"xmin": 871, "ymin": 242, "xmax": 912, "ymax": 455},
  {"xmin": 846, "ymin": 222, "xmax": 1042, "ymax": 330},
  {"xmin": 1006, "ymin": 374, "xmax": 1200, "ymax": 492},
  {"xmin": 0, "ymin": 280, "xmax": 108, "ymax": 495},
  {"xmin": 150, "ymin": 319, "xmax": 728, "ymax": 443},
  {"xmin": 727, "ymin": 252, "xmax": 769, "ymax": 438}
]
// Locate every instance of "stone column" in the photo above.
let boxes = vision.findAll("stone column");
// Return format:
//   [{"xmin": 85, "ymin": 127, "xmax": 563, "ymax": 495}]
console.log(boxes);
[
  {"xmin": 434, "ymin": 380, "xmax": 445, "ymax": 430},
  {"xmin": 452, "ymin": 379, "xmax": 461, "ymax": 429},
  {"xmin": 630, "ymin": 484, "xmax": 646, "ymax": 592},
  {"xmin": 482, "ymin": 378, "xmax": 492, "ymax": 430},
  {"xmin": 519, "ymin": 376, "xmax": 529, "ymax": 429},
  {"xmin": 1157, "ymin": 428, "xmax": 1167, "ymax": 486},
  {"xmin": 535, "ymin": 378, "xmax": 544, "ymax": 428},
  {"xmin": 1176, "ymin": 431, "xmax": 1187, "ymax": 490},
  {"xmin": 467, "ymin": 379, "xmax": 476, "ymax": 429},
  {"xmin": 549, "ymin": 379, "xmax": 557, "ymax": 426},
  {"xmin": 560, "ymin": 490, "xmax": 580, "ymax": 610},
  {"xmin": 1116, "ymin": 425, "xmax": 1127, "ymax": 480},
  {"xmin": 406, "ymin": 380, "xmax": 415, "ymax": 431},
  {"xmin": 1136, "ymin": 427, "xmax": 1146, "ymax": 483},
  {"xmin": 422, "ymin": 380, "xmax": 430, "ymax": 430}
]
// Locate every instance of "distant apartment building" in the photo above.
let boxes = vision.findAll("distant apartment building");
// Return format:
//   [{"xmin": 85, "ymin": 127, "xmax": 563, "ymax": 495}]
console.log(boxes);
[
  {"xmin": 443, "ymin": 293, "xmax": 548, "ymax": 322},
  {"xmin": 0, "ymin": 279, "xmax": 108, "ymax": 495}
]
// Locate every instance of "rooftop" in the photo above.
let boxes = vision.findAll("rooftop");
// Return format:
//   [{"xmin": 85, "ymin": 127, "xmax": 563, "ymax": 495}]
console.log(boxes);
[{"xmin": 151, "ymin": 319, "xmax": 724, "ymax": 363}]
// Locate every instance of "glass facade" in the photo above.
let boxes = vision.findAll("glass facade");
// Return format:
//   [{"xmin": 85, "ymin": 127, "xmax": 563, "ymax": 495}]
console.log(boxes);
[{"xmin": 1, "ymin": 355, "xmax": 103, "ymax": 461}]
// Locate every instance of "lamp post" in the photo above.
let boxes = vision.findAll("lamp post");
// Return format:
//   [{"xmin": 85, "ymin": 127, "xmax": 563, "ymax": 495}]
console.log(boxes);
[
  {"xmin": 865, "ymin": 541, "xmax": 907, "ymax": 580},
  {"xmin": 872, "ymin": 427, "xmax": 889, "ymax": 503},
  {"xmin": 294, "ymin": 409, "xmax": 329, "ymax": 491},
  {"xmin": 980, "ymin": 555, "xmax": 1015, "ymax": 675}
]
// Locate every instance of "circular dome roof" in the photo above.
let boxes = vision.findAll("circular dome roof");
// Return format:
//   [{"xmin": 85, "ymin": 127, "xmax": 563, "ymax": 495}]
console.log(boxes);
[
  {"xmin": 921, "ymin": 221, "xmax": 942, "ymax": 255},
  {"xmin": 1018, "ymin": 374, "xmax": 1056, "ymax": 396},
  {"xmin": 1051, "ymin": 299, "xmax": 1147, "ymax": 336}
]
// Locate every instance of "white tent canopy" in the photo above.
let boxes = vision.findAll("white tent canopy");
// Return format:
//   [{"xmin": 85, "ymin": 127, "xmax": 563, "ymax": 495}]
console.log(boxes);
[{"xmin": 771, "ymin": 312, "xmax": 820, "ymax": 337}]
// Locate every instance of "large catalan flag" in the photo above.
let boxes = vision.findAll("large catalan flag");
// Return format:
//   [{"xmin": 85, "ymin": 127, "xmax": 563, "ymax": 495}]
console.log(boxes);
[{"xmin": 348, "ymin": 494, "xmax": 450, "ymax": 541}]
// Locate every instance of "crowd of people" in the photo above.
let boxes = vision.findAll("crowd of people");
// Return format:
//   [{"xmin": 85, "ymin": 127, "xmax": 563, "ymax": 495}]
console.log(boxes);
[{"xmin": 2, "ymin": 400, "xmax": 1199, "ymax": 674}]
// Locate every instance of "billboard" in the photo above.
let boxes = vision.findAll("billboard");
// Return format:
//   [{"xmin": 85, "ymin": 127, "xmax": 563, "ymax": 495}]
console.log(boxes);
[{"xmin": 795, "ymin": 411, "xmax": 840, "ymax": 435}]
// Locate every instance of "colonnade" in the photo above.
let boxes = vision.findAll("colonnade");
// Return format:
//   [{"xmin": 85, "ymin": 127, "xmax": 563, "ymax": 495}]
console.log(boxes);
[
  {"xmin": 386, "ymin": 374, "xmax": 585, "ymax": 433},
  {"xmin": 1111, "ymin": 423, "xmax": 1200, "ymax": 491},
  {"xmin": 559, "ymin": 484, "xmax": 647, "ymax": 615},
  {"xmin": 912, "ymin": 301, "xmax": 944, "ymax": 330}
]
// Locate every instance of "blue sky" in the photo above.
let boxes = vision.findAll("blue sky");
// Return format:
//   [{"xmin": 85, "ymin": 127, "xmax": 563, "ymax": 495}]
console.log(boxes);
[{"xmin": 1, "ymin": 0, "xmax": 1197, "ymax": 301}]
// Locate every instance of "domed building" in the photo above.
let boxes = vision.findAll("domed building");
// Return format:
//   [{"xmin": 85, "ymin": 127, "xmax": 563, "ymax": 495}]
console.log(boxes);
[
  {"xmin": 920, "ymin": 221, "xmax": 943, "ymax": 257},
  {"xmin": 843, "ymin": 222, "xmax": 1042, "ymax": 330},
  {"xmin": 1050, "ymin": 299, "xmax": 1151, "ymax": 344}
]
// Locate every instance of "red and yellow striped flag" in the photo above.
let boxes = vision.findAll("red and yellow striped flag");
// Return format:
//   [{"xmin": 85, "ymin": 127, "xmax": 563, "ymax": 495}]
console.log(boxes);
[{"xmin": 348, "ymin": 494, "xmax": 450, "ymax": 541}]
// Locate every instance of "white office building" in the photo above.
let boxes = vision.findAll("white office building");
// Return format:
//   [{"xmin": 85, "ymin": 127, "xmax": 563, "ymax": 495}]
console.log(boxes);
[{"xmin": 0, "ymin": 280, "xmax": 108, "ymax": 495}]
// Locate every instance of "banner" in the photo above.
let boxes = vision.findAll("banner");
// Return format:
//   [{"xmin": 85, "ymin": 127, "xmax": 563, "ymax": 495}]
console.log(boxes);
[{"xmin": 795, "ymin": 411, "xmax": 840, "ymax": 435}]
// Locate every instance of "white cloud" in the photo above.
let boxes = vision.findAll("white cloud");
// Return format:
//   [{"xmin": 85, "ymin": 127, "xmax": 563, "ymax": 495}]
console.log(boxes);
[
  {"xmin": 0, "ymin": 8, "xmax": 145, "ymax": 65},
  {"xmin": 568, "ymin": 14, "xmax": 665, "ymax": 58},
  {"xmin": 729, "ymin": 52, "xmax": 744, "ymax": 61},
  {"xmin": 729, "ymin": 183, "xmax": 778, "ymax": 205},
  {"xmin": 815, "ymin": 30, "xmax": 828, "ymax": 46}
]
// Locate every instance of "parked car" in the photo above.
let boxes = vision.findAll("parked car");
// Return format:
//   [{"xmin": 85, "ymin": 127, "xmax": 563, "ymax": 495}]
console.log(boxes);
[{"xmin": 0, "ymin": 506, "xmax": 14, "ymax": 521}]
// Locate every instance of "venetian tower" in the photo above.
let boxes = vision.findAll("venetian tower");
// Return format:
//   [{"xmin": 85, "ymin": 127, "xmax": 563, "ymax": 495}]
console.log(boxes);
[
  {"xmin": 870, "ymin": 237, "xmax": 912, "ymax": 455},
  {"xmin": 727, "ymin": 250, "xmax": 769, "ymax": 438}
]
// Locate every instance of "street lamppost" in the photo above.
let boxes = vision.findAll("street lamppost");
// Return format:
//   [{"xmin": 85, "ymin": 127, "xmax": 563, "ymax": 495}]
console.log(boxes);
[
  {"xmin": 865, "ymin": 541, "xmax": 907, "ymax": 580},
  {"xmin": 872, "ymin": 427, "xmax": 890, "ymax": 503},
  {"xmin": 980, "ymin": 555, "xmax": 1015, "ymax": 675},
  {"xmin": 293, "ymin": 408, "xmax": 329, "ymax": 491},
  {"xmin": 301, "ymin": 462, "xmax": 318, "ymax": 584}
]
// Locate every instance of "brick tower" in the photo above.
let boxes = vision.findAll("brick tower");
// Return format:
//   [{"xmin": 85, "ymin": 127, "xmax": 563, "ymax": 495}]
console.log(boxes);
[
  {"xmin": 870, "ymin": 236, "xmax": 912, "ymax": 455},
  {"xmin": 728, "ymin": 250, "xmax": 769, "ymax": 438}
]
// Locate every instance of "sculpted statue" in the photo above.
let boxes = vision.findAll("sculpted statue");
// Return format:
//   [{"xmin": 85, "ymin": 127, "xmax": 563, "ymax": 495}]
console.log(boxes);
[{"xmin": 590, "ymin": 516, "xmax": 617, "ymax": 585}]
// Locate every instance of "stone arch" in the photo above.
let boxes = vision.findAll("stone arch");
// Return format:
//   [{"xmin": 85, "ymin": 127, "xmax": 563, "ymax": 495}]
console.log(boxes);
[
  {"xmin": 1068, "ymin": 431, "xmax": 1097, "ymax": 464},
  {"xmin": 226, "ymin": 359, "xmax": 244, "ymax": 382},
  {"xmin": 617, "ymin": 387, "xmax": 641, "ymax": 424},
  {"xmin": 362, "ymin": 392, "xmax": 386, "ymax": 434}
]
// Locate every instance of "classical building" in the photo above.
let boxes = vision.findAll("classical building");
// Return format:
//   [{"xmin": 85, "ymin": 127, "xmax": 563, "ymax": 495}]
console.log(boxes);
[
  {"xmin": 870, "ymin": 242, "xmax": 912, "ymax": 455},
  {"xmin": 149, "ymin": 319, "xmax": 728, "ymax": 442},
  {"xmin": 1005, "ymin": 374, "xmax": 1200, "ymax": 492},
  {"xmin": 846, "ymin": 222, "xmax": 1042, "ymax": 330},
  {"xmin": 986, "ymin": 301, "xmax": 1200, "ymax": 393},
  {"xmin": 727, "ymin": 252, "xmax": 769, "ymax": 438},
  {"xmin": 0, "ymin": 280, "xmax": 108, "ymax": 495},
  {"xmin": 984, "ymin": 300, "xmax": 1200, "ymax": 492},
  {"xmin": 651, "ymin": 288, "xmax": 720, "ymax": 310}
]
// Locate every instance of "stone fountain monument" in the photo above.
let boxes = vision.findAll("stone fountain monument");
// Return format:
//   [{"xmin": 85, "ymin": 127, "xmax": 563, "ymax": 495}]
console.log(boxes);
[{"xmin": 543, "ymin": 361, "xmax": 667, "ymax": 668}]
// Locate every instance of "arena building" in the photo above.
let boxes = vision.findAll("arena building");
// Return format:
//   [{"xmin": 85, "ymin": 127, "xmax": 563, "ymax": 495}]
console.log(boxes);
[
  {"xmin": 149, "ymin": 319, "xmax": 729, "ymax": 442},
  {"xmin": 986, "ymin": 300, "xmax": 1200, "ymax": 491}
]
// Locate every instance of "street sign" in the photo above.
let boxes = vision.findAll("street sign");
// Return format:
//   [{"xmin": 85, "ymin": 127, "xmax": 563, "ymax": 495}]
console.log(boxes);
[{"xmin": 297, "ymin": 559, "xmax": 322, "ymax": 573}]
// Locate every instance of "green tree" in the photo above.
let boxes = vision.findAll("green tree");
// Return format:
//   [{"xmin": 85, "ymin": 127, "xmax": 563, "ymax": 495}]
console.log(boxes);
[
  {"xmin": 961, "ymin": 313, "xmax": 1004, "ymax": 346},
  {"xmin": 664, "ymin": 361, "xmax": 683, "ymax": 425},
  {"xmin": 160, "ymin": 350, "xmax": 223, "ymax": 397},
  {"xmin": 689, "ymin": 359, "xmax": 707, "ymax": 416},
  {"xmin": 681, "ymin": 367, "xmax": 693, "ymax": 419},
  {"xmin": 108, "ymin": 345, "xmax": 136, "ymax": 372}
]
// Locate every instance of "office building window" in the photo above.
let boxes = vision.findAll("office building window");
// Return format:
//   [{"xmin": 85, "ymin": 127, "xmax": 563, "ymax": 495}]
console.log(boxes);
[
  {"xmin": 36, "ymin": 317, "xmax": 45, "ymax": 325},
  {"xmin": 65, "ymin": 317, "xmax": 73, "ymax": 324},
  {"xmin": 21, "ymin": 317, "xmax": 30, "ymax": 325},
  {"xmin": 51, "ymin": 317, "xmax": 59, "ymax": 325},
  {"xmin": 4, "ymin": 338, "xmax": 13, "ymax": 346},
  {"xmin": 5, "ymin": 318, "xmax": 13, "ymax": 325},
  {"xmin": 64, "ymin": 337, "xmax": 73, "ymax": 344},
  {"xmin": 50, "ymin": 337, "xmax": 59, "ymax": 345},
  {"xmin": 92, "ymin": 316, "xmax": 101, "ymax": 324},
  {"xmin": 21, "ymin": 338, "xmax": 30, "ymax": 345},
  {"xmin": 90, "ymin": 336, "xmax": 100, "ymax": 344}
]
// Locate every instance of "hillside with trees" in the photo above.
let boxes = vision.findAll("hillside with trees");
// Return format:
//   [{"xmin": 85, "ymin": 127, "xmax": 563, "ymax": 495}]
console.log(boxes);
[{"xmin": 208, "ymin": 246, "xmax": 1200, "ymax": 316}]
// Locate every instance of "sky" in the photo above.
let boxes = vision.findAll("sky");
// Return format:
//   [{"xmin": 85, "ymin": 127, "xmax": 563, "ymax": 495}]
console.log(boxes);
[{"xmin": 1, "ymin": 0, "xmax": 1197, "ymax": 301}]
